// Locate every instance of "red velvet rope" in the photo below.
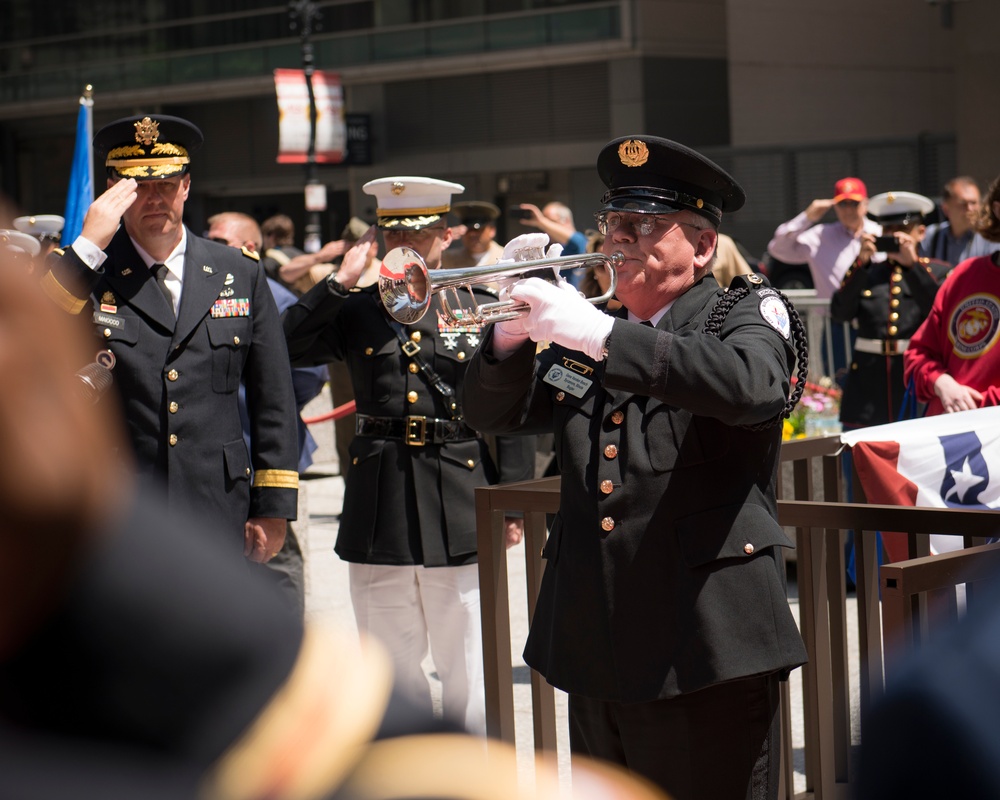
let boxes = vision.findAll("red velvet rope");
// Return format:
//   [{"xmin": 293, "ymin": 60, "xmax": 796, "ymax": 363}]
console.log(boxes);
[{"xmin": 302, "ymin": 400, "xmax": 357, "ymax": 425}]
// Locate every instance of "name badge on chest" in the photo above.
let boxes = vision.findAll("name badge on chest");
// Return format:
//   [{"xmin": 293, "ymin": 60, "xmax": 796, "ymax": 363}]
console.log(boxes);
[{"xmin": 543, "ymin": 358, "xmax": 594, "ymax": 398}]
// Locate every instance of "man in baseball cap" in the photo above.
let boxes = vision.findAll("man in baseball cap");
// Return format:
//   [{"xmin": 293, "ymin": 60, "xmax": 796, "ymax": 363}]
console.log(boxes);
[
  {"xmin": 768, "ymin": 175, "xmax": 881, "ymax": 301},
  {"xmin": 833, "ymin": 177, "xmax": 868, "ymax": 204}
]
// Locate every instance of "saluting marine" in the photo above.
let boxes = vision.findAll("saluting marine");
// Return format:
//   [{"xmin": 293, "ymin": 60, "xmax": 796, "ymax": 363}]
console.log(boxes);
[
  {"xmin": 282, "ymin": 176, "xmax": 535, "ymax": 736},
  {"xmin": 38, "ymin": 114, "xmax": 299, "ymax": 562}
]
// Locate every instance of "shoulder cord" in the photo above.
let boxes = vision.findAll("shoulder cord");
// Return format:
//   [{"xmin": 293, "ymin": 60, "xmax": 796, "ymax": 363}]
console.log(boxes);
[
  {"xmin": 374, "ymin": 295, "xmax": 462, "ymax": 420},
  {"xmin": 702, "ymin": 286, "xmax": 809, "ymax": 431}
]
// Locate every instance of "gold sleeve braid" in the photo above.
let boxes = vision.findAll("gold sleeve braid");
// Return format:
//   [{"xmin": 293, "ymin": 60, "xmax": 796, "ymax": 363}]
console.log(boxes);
[
  {"xmin": 40, "ymin": 271, "xmax": 89, "ymax": 315},
  {"xmin": 252, "ymin": 469, "xmax": 299, "ymax": 489}
]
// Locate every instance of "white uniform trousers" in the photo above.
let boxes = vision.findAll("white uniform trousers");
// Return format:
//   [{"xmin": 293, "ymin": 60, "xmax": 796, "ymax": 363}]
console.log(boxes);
[{"xmin": 348, "ymin": 561, "xmax": 486, "ymax": 735}]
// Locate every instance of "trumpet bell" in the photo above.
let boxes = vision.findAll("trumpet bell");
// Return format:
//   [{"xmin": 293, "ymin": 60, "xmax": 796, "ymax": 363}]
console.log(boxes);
[{"xmin": 378, "ymin": 247, "xmax": 432, "ymax": 325}]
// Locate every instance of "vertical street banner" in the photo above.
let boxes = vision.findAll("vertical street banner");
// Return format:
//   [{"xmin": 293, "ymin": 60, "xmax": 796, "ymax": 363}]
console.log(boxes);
[
  {"xmin": 841, "ymin": 407, "xmax": 1000, "ymax": 560},
  {"xmin": 274, "ymin": 68, "xmax": 345, "ymax": 164},
  {"xmin": 62, "ymin": 86, "xmax": 94, "ymax": 246}
]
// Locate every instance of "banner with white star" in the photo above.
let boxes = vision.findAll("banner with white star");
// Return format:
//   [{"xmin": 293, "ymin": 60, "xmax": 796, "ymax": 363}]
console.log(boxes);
[{"xmin": 841, "ymin": 407, "xmax": 1000, "ymax": 559}]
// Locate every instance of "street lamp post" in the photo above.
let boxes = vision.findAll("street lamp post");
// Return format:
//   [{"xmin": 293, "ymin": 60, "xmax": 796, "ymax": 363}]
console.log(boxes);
[{"xmin": 289, "ymin": 0, "xmax": 324, "ymax": 253}]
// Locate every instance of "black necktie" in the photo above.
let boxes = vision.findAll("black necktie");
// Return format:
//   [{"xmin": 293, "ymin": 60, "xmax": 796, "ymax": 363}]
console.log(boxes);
[
  {"xmin": 152, "ymin": 263, "xmax": 174, "ymax": 316},
  {"xmin": 641, "ymin": 320, "xmax": 654, "ymax": 327}
]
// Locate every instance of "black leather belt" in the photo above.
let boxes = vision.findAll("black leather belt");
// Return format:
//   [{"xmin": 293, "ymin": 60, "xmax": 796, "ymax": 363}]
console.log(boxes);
[{"xmin": 355, "ymin": 414, "xmax": 478, "ymax": 446}]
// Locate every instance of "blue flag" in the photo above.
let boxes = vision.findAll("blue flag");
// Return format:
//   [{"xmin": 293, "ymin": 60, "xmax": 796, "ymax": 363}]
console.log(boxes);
[{"xmin": 61, "ymin": 88, "xmax": 94, "ymax": 247}]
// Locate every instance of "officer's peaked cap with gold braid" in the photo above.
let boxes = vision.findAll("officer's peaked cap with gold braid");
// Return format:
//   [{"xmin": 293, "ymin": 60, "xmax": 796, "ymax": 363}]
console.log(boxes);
[
  {"xmin": 598, "ymin": 135, "xmax": 745, "ymax": 227},
  {"xmin": 95, "ymin": 114, "xmax": 203, "ymax": 181}
]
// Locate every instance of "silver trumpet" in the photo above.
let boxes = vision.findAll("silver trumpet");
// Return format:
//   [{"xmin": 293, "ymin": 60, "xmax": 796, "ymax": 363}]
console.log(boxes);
[{"xmin": 377, "ymin": 246, "xmax": 622, "ymax": 325}]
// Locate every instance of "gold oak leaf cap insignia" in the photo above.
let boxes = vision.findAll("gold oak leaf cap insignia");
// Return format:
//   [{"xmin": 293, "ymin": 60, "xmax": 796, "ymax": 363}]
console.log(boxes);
[
  {"xmin": 618, "ymin": 139, "xmax": 649, "ymax": 167},
  {"xmin": 95, "ymin": 114, "xmax": 203, "ymax": 181}
]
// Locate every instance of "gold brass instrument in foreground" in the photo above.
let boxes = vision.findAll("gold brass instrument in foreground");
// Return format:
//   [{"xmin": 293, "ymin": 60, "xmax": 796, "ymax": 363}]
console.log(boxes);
[{"xmin": 377, "ymin": 246, "xmax": 622, "ymax": 325}]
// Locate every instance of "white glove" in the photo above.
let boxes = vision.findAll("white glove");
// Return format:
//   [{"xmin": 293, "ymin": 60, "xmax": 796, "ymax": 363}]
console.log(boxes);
[
  {"xmin": 501, "ymin": 232, "xmax": 550, "ymax": 262},
  {"xmin": 510, "ymin": 278, "xmax": 614, "ymax": 361}
]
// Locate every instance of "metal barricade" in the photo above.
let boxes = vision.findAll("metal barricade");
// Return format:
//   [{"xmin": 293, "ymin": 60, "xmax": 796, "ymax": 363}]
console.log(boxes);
[{"xmin": 476, "ymin": 437, "xmax": 1000, "ymax": 799}]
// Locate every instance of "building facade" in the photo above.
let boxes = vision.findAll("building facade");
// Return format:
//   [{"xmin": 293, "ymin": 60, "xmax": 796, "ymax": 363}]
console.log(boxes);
[{"xmin": 1, "ymin": 0, "xmax": 997, "ymax": 256}]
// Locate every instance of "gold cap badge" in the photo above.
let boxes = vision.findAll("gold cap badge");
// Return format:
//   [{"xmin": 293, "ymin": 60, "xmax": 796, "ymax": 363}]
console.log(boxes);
[
  {"xmin": 618, "ymin": 139, "xmax": 649, "ymax": 168},
  {"xmin": 134, "ymin": 117, "xmax": 160, "ymax": 146},
  {"xmin": 391, "ymin": 181, "xmax": 405, "ymax": 195}
]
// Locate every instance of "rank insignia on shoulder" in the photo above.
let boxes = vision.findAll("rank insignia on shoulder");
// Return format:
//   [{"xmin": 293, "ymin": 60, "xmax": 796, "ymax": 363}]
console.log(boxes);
[
  {"xmin": 758, "ymin": 294, "xmax": 791, "ymax": 339},
  {"xmin": 241, "ymin": 246, "xmax": 260, "ymax": 261}
]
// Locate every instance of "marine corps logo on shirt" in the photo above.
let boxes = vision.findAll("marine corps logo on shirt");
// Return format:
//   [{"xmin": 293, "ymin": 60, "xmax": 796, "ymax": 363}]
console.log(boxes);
[{"xmin": 949, "ymin": 294, "xmax": 1000, "ymax": 358}]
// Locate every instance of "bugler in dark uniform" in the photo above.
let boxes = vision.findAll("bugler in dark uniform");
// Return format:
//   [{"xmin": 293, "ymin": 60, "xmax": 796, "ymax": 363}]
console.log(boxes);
[
  {"xmin": 283, "ymin": 176, "xmax": 534, "ymax": 736},
  {"xmin": 831, "ymin": 190, "xmax": 950, "ymax": 427},
  {"xmin": 38, "ymin": 114, "xmax": 299, "ymax": 559},
  {"xmin": 464, "ymin": 136, "xmax": 808, "ymax": 799}
]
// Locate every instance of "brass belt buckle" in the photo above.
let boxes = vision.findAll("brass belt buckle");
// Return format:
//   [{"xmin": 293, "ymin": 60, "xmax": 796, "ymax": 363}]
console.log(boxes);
[
  {"xmin": 406, "ymin": 415, "xmax": 427, "ymax": 446},
  {"xmin": 401, "ymin": 340, "xmax": 421, "ymax": 357}
]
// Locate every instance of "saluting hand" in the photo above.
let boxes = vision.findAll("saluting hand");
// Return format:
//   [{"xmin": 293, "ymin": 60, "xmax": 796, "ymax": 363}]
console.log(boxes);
[
  {"xmin": 805, "ymin": 198, "xmax": 836, "ymax": 222},
  {"xmin": 80, "ymin": 178, "xmax": 137, "ymax": 250},
  {"xmin": 333, "ymin": 225, "xmax": 378, "ymax": 290}
]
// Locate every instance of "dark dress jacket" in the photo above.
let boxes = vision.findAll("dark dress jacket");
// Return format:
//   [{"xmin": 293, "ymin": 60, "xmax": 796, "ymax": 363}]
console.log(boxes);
[
  {"xmin": 41, "ymin": 227, "xmax": 300, "ymax": 552},
  {"xmin": 830, "ymin": 256, "xmax": 949, "ymax": 426},
  {"xmin": 282, "ymin": 276, "xmax": 535, "ymax": 567},
  {"xmin": 463, "ymin": 274, "xmax": 808, "ymax": 702}
]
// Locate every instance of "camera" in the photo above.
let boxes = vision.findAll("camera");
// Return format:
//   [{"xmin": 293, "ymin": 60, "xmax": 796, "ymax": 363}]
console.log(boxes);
[
  {"xmin": 508, "ymin": 206, "xmax": 533, "ymax": 220},
  {"xmin": 873, "ymin": 235, "xmax": 900, "ymax": 253}
]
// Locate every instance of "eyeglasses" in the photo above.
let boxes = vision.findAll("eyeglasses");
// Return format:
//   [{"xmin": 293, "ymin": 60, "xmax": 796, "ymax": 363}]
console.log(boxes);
[
  {"xmin": 594, "ymin": 212, "xmax": 704, "ymax": 237},
  {"xmin": 382, "ymin": 225, "xmax": 447, "ymax": 242}
]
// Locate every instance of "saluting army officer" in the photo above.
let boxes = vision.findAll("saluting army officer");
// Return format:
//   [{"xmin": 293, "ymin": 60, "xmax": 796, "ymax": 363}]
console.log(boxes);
[
  {"xmin": 38, "ymin": 114, "xmax": 299, "ymax": 563},
  {"xmin": 464, "ymin": 136, "xmax": 808, "ymax": 799},
  {"xmin": 831, "ymin": 191, "xmax": 950, "ymax": 427},
  {"xmin": 282, "ymin": 177, "xmax": 535, "ymax": 736}
]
